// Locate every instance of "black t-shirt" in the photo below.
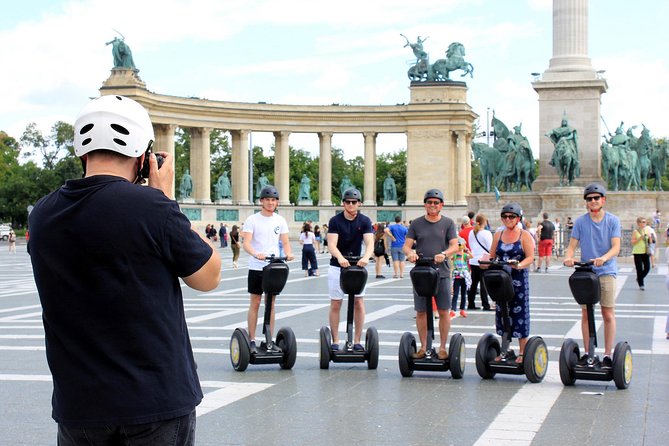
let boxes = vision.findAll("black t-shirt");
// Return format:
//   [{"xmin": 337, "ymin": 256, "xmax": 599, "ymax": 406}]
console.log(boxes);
[
  {"xmin": 540, "ymin": 220, "xmax": 555, "ymax": 240},
  {"xmin": 327, "ymin": 211, "xmax": 373, "ymax": 266},
  {"xmin": 29, "ymin": 175, "xmax": 212, "ymax": 427}
]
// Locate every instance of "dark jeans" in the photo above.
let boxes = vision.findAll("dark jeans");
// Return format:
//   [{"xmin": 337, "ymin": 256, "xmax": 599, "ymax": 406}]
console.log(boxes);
[
  {"xmin": 302, "ymin": 244, "xmax": 318, "ymax": 275},
  {"xmin": 57, "ymin": 410, "xmax": 196, "ymax": 446},
  {"xmin": 451, "ymin": 278, "xmax": 467, "ymax": 311},
  {"xmin": 633, "ymin": 253, "xmax": 651, "ymax": 286},
  {"xmin": 467, "ymin": 264, "xmax": 490, "ymax": 309}
]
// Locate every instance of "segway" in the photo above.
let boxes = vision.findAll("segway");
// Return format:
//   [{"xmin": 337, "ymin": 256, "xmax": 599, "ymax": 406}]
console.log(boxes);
[
  {"xmin": 230, "ymin": 256, "xmax": 297, "ymax": 371},
  {"xmin": 559, "ymin": 262, "xmax": 632, "ymax": 389},
  {"xmin": 319, "ymin": 256, "xmax": 379, "ymax": 369},
  {"xmin": 475, "ymin": 259, "xmax": 548, "ymax": 383},
  {"xmin": 398, "ymin": 257, "xmax": 465, "ymax": 378}
]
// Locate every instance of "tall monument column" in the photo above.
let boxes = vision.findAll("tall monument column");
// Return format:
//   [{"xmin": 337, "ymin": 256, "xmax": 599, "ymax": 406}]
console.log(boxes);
[
  {"xmin": 363, "ymin": 132, "xmax": 378, "ymax": 205},
  {"xmin": 231, "ymin": 130, "xmax": 251, "ymax": 205},
  {"xmin": 273, "ymin": 131, "xmax": 291, "ymax": 206},
  {"xmin": 318, "ymin": 132, "xmax": 333, "ymax": 206},
  {"xmin": 190, "ymin": 127, "xmax": 211, "ymax": 204},
  {"xmin": 532, "ymin": 0, "xmax": 607, "ymax": 191}
]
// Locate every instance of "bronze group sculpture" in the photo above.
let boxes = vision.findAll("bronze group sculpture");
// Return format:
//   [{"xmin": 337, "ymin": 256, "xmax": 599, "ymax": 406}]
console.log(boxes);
[
  {"xmin": 106, "ymin": 36, "xmax": 136, "ymax": 70},
  {"xmin": 547, "ymin": 116, "xmax": 580, "ymax": 186},
  {"xmin": 402, "ymin": 35, "xmax": 473, "ymax": 82}
]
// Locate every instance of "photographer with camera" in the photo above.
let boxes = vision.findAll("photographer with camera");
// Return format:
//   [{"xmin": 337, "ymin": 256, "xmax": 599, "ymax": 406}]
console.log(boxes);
[{"xmin": 28, "ymin": 95, "xmax": 221, "ymax": 445}]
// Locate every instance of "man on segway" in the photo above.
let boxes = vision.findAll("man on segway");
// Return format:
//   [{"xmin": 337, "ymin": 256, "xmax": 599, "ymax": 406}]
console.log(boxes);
[
  {"xmin": 402, "ymin": 188, "xmax": 459, "ymax": 360},
  {"xmin": 563, "ymin": 183, "xmax": 621, "ymax": 369},
  {"xmin": 241, "ymin": 185, "xmax": 294, "ymax": 351},
  {"xmin": 326, "ymin": 188, "xmax": 375, "ymax": 352}
]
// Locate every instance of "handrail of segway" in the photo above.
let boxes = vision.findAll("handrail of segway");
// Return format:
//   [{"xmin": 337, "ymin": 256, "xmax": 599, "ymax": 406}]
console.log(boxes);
[
  {"xmin": 479, "ymin": 259, "xmax": 518, "ymax": 266},
  {"xmin": 343, "ymin": 255, "xmax": 362, "ymax": 263},
  {"xmin": 265, "ymin": 255, "xmax": 288, "ymax": 262},
  {"xmin": 570, "ymin": 261, "xmax": 594, "ymax": 267}
]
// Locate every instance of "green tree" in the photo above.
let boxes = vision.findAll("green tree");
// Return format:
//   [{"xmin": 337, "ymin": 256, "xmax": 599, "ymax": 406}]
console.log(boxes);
[{"xmin": 375, "ymin": 150, "xmax": 407, "ymax": 204}]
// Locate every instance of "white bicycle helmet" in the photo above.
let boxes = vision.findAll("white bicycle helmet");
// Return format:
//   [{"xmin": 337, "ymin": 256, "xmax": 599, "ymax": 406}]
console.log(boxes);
[{"xmin": 74, "ymin": 95, "xmax": 154, "ymax": 157}]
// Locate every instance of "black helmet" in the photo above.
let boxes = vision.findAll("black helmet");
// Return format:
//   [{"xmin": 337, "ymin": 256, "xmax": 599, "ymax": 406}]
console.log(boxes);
[
  {"xmin": 423, "ymin": 188, "xmax": 444, "ymax": 203},
  {"xmin": 259, "ymin": 185, "xmax": 279, "ymax": 199},
  {"xmin": 501, "ymin": 202, "xmax": 522, "ymax": 217},
  {"xmin": 583, "ymin": 183, "xmax": 606, "ymax": 198},
  {"xmin": 342, "ymin": 188, "xmax": 362, "ymax": 202}
]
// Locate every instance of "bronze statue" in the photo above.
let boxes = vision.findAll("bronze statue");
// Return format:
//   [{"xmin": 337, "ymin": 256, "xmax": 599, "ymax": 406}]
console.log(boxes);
[
  {"xmin": 633, "ymin": 125, "xmax": 653, "ymax": 190},
  {"xmin": 214, "ymin": 171, "xmax": 231, "ymax": 200},
  {"xmin": 383, "ymin": 174, "xmax": 397, "ymax": 201},
  {"xmin": 179, "ymin": 169, "xmax": 193, "ymax": 199},
  {"xmin": 431, "ymin": 42, "xmax": 474, "ymax": 80},
  {"xmin": 339, "ymin": 175, "xmax": 354, "ymax": 199},
  {"xmin": 298, "ymin": 174, "xmax": 311, "ymax": 201},
  {"xmin": 547, "ymin": 116, "xmax": 580, "ymax": 186},
  {"xmin": 255, "ymin": 173, "xmax": 269, "ymax": 198},
  {"xmin": 106, "ymin": 35, "xmax": 136, "ymax": 70}
]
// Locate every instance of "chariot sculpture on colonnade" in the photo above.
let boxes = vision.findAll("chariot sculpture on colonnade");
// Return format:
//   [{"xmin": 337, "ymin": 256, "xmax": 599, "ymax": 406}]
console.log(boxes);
[{"xmin": 401, "ymin": 35, "xmax": 474, "ymax": 82}]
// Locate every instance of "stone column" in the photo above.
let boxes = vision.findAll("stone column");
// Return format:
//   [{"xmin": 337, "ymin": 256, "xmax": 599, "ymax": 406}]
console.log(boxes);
[
  {"xmin": 363, "ymin": 132, "xmax": 377, "ymax": 205},
  {"xmin": 273, "ymin": 131, "xmax": 291, "ymax": 206},
  {"xmin": 532, "ymin": 0, "xmax": 607, "ymax": 191},
  {"xmin": 318, "ymin": 132, "xmax": 333, "ymax": 206},
  {"xmin": 455, "ymin": 130, "xmax": 468, "ymax": 205},
  {"xmin": 153, "ymin": 124, "xmax": 176, "ymax": 198},
  {"xmin": 231, "ymin": 130, "xmax": 251, "ymax": 205},
  {"xmin": 190, "ymin": 127, "xmax": 211, "ymax": 204}
]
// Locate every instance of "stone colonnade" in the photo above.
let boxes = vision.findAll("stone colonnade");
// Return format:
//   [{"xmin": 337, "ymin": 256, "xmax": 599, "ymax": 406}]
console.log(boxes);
[{"xmin": 101, "ymin": 72, "xmax": 476, "ymax": 206}]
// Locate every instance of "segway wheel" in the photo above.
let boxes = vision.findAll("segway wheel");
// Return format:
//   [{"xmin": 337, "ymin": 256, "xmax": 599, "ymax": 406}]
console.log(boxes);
[
  {"xmin": 523, "ymin": 336, "xmax": 548, "ymax": 383},
  {"xmin": 398, "ymin": 332, "xmax": 416, "ymax": 377},
  {"xmin": 475, "ymin": 333, "xmax": 500, "ymax": 379},
  {"xmin": 319, "ymin": 326, "xmax": 331, "ymax": 369},
  {"xmin": 230, "ymin": 328, "xmax": 251, "ymax": 372},
  {"xmin": 448, "ymin": 333, "xmax": 466, "ymax": 379},
  {"xmin": 559, "ymin": 338, "xmax": 579, "ymax": 386},
  {"xmin": 365, "ymin": 326, "xmax": 379, "ymax": 370},
  {"xmin": 276, "ymin": 327, "xmax": 297, "ymax": 370},
  {"xmin": 613, "ymin": 341, "xmax": 632, "ymax": 390}
]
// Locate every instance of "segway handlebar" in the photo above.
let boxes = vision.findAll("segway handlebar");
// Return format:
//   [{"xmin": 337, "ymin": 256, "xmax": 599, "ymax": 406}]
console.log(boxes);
[
  {"xmin": 265, "ymin": 255, "xmax": 289, "ymax": 262},
  {"xmin": 570, "ymin": 261, "xmax": 594, "ymax": 267},
  {"xmin": 479, "ymin": 259, "xmax": 519, "ymax": 266}
]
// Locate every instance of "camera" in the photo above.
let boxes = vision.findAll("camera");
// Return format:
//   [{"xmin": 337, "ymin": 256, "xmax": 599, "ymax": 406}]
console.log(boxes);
[{"xmin": 139, "ymin": 153, "xmax": 164, "ymax": 179}]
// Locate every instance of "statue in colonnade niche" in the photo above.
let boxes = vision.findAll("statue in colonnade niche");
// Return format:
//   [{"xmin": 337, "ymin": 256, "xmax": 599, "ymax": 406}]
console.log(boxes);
[
  {"xmin": 255, "ymin": 173, "xmax": 270, "ymax": 198},
  {"xmin": 547, "ymin": 115, "xmax": 580, "ymax": 186},
  {"xmin": 339, "ymin": 175, "xmax": 354, "ymax": 200},
  {"xmin": 383, "ymin": 173, "xmax": 397, "ymax": 201},
  {"xmin": 214, "ymin": 171, "xmax": 232, "ymax": 200},
  {"xmin": 633, "ymin": 125, "xmax": 653, "ymax": 190},
  {"xmin": 298, "ymin": 174, "xmax": 311, "ymax": 201},
  {"xmin": 179, "ymin": 169, "xmax": 193, "ymax": 199}
]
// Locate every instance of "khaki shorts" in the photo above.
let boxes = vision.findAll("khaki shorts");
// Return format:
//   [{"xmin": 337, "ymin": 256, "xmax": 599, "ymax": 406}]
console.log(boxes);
[{"xmin": 582, "ymin": 274, "xmax": 616, "ymax": 308}]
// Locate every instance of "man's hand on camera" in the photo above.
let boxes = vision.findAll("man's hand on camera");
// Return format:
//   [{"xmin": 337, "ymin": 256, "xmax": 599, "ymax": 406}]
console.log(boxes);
[{"xmin": 148, "ymin": 151, "xmax": 174, "ymax": 199}]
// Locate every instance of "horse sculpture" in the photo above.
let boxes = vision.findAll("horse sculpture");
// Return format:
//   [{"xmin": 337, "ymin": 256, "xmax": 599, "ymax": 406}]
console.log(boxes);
[
  {"xmin": 601, "ymin": 141, "xmax": 621, "ymax": 191},
  {"xmin": 431, "ymin": 42, "xmax": 474, "ymax": 80},
  {"xmin": 472, "ymin": 142, "xmax": 503, "ymax": 192},
  {"xmin": 550, "ymin": 138, "xmax": 580, "ymax": 186},
  {"xmin": 633, "ymin": 127, "xmax": 653, "ymax": 190},
  {"xmin": 650, "ymin": 140, "xmax": 669, "ymax": 191}
]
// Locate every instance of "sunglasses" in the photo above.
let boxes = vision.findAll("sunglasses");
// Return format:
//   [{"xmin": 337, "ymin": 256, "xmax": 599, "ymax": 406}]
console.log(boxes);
[
  {"xmin": 343, "ymin": 200, "xmax": 359, "ymax": 205},
  {"xmin": 425, "ymin": 200, "xmax": 442, "ymax": 205},
  {"xmin": 501, "ymin": 214, "xmax": 518, "ymax": 220},
  {"xmin": 585, "ymin": 195, "xmax": 602, "ymax": 202}
]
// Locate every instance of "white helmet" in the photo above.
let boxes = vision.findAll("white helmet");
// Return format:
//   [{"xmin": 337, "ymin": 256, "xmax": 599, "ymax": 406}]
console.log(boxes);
[{"xmin": 74, "ymin": 95, "xmax": 154, "ymax": 157}]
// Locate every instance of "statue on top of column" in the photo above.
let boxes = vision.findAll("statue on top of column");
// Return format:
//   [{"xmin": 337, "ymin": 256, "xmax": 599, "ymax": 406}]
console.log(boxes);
[
  {"xmin": 383, "ymin": 173, "xmax": 397, "ymax": 201},
  {"xmin": 214, "ymin": 171, "xmax": 231, "ymax": 200},
  {"xmin": 106, "ymin": 33, "xmax": 137, "ymax": 70},
  {"xmin": 179, "ymin": 169, "xmax": 193, "ymax": 199},
  {"xmin": 298, "ymin": 174, "xmax": 311, "ymax": 201}
]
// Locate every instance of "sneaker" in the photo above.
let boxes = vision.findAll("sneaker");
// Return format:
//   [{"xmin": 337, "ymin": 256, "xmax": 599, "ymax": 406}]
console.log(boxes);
[
  {"xmin": 353, "ymin": 343, "xmax": 364, "ymax": 352},
  {"xmin": 331, "ymin": 343, "xmax": 339, "ymax": 351},
  {"xmin": 376, "ymin": 275, "xmax": 385, "ymax": 279},
  {"xmin": 459, "ymin": 309, "xmax": 467, "ymax": 318},
  {"xmin": 640, "ymin": 286, "xmax": 645, "ymax": 291},
  {"xmin": 544, "ymin": 268, "xmax": 548, "ymax": 273},
  {"xmin": 576, "ymin": 353, "xmax": 590, "ymax": 366},
  {"xmin": 601, "ymin": 355, "xmax": 613, "ymax": 369},
  {"xmin": 449, "ymin": 310, "xmax": 456, "ymax": 318},
  {"xmin": 412, "ymin": 349, "xmax": 426, "ymax": 359},
  {"xmin": 249, "ymin": 340, "xmax": 257, "ymax": 352},
  {"xmin": 482, "ymin": 306, "xmax": 493, "ymax": 311},
  {"xmin": 437, "ymin": 349, "xmax": 448, "ymax": 360}
]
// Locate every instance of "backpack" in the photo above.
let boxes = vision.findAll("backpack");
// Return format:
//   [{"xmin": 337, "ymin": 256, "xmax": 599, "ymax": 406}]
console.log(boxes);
[{"xmin": 374, "ymin": 238, "xmax": 385, "ymax": 256}]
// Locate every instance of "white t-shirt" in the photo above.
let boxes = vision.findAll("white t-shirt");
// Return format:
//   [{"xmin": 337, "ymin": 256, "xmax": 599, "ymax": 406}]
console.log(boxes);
[
  {"xmin": 242, "ymin": 212, "xmax": 289, "ymax": 270},
  {"xmin": 468, "ymin": 229, "xmax": 493, "ymax": 265},
  {"xmin": 300, "ymin": 231, "xmax": 315, "ymax": 245}
]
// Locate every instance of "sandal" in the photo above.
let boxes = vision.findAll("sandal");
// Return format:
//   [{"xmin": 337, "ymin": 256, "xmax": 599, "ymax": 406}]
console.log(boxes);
[{"xmin": 515, "ymin": 354, "xmax": 524, "ymax": 364}]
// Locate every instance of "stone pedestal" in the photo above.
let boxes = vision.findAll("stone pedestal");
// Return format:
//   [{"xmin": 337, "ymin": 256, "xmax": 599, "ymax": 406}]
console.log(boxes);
[
  {"xmin": 383, "ymin": 200, "xmax": 398, "ymax": 206},
  {"xmin": 101, "ymin": 68, "xmax": 146, "ymax": 89},
  {"xmin": 180, "ymin": 198, "xmax": 195, "ymax": 204},
  {"xmin": 298, "ymin": 199, "xmax": 314, "ymax": 206},
  {"xmin": 215, "ymin": 199, "xmax": 232, "ymax": 205}
]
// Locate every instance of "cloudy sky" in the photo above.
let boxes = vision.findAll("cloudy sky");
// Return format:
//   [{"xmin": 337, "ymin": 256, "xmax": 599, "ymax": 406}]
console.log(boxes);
[{"xmin": 1, "ymin": 0, "xmax": 667, "ymax": 159}]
